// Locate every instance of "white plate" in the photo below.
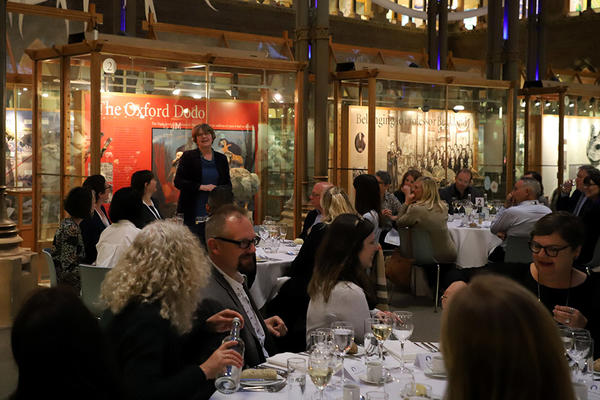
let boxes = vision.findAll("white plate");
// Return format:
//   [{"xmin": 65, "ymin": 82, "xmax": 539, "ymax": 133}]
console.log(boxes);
[
  {"xmin": 423, "ymin": 368, "xmax": 447, "ymax": 380},
  {"xmin": 359, "ymin": 374, "xmax": 393, "ymax": 385},
  {"xmin": 240, "ymin": 374, "xmax": 286, "ymax": 387}
]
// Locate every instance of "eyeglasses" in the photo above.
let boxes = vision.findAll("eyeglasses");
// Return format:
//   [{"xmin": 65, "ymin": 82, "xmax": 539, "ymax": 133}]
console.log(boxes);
[
  {"xmin": 528, "ymin": 241, "xmax": 570, "ymax": 257},
  {"xmin": 583, "ymin": 182, "xmax": 598, "ymax": 188},
  {"xmin": 214, "ymin": 236, "xmax": 260, "ymax": 249}
]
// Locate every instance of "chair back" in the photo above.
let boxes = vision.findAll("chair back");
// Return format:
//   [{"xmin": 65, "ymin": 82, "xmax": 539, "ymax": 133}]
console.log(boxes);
[
  {"xmin": 504, "ymin": 236, "xmax": 532, "ymax": 264},
  {"xmin": 410, "ymin": 229, "xmax": 438, "ymax": 265},
  {"xmin": 584, "ymin": 237, "xmax": 600, "ymax": 270},
  {"xmin": 79, "ymin": 264, "xmax": 109, "ymax": 316},
  {"xmin": 42, "ymin": 248, "xmax": 57, "ymax": 287}
]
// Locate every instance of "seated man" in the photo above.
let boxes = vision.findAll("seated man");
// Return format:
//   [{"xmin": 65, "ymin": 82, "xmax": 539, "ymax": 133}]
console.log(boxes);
[
  {"xmin": 188, "ymin": 205, "xmax": 287, "ymax": 368},
  {"xmin": 299, "ymin": 181, "xmax": 333, "ymax": 240},
  {"xmin": 556, "ymin": 164, "xmax": 596, "ymax": 216},
  {"xmin": 489, "ymin": 177, "xmax": 551, "ymax": 261},
  {"xmin": 439, "ymin": 168, "xmax": 483, "ymax": 213}
]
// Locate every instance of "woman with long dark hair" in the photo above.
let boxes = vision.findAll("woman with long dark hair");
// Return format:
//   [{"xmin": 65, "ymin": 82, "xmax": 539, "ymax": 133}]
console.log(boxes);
[
  {"xmin": 80, "ymin": 174, "xmax": 111, "ymax": 264},
  {"xmin": 353, "ymin": 174, "xmax": 383, "ymax": 244},
  {"xmin": 131, "ymin": 170, "xmax": 162, "ymax": 229}
]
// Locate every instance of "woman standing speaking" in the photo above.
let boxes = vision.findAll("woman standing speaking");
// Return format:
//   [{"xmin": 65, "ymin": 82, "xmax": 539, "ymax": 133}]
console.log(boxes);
[{"xmin": 174, "ymin": 124, "xmax": 231, "ymax": 227}]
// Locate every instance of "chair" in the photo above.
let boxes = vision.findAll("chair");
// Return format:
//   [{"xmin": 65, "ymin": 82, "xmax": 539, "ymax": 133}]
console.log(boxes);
[
  {"xmin": 42, "ymin": 248, "xmax": 57, "ymax": 288},
  {"xmin": 584, "ymin": 237, "xmax": 600, "ymax": 273},
  {"xmin": 504, "ymin": 236, "xmax": 532, "ymax": 264},
  {"xmin": 409, "ymin": 229, "xmax": 441, "ymax": 313},
  {"xmin": 79, "ymin": 264, "xmax": 109, "ymax": 317}
]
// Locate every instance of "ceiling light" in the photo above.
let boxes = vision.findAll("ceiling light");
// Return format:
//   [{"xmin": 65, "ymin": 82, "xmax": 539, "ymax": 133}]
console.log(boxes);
[
  {"xmin": 273, "ymin": 92, "xmax": 283, "ymax": 102},
  {"xmin": 42, "ymin": 93, "xmax": 49, "ymax": 98},
  {"xmin": 453, "ymin": 104, "xmax": 464, "ymax": 112},
  {"xmin": 172, "ymin": 88, "xmax": 181, "ymax": 95}
]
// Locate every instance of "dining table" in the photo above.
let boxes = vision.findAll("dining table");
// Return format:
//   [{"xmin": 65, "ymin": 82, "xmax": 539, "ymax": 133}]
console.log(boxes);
[{"xmin": 446, "ymin": 218, "xmax": 503, "ymax": 269}]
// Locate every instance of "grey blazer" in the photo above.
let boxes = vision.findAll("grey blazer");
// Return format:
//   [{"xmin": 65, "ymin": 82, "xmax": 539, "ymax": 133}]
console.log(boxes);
[{"xmin": 187, "ymin": 266, "xmax": 275, "ymax": 368}]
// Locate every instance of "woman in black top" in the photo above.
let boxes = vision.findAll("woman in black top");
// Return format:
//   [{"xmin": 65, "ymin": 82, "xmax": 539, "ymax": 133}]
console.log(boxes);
[
  {"xmin": 131, "ymin": 170, "xmax": 162, "ymax": 229},
  {"xmin": 81, "ymin": 174, "xmax": 111, "ymax": 264},
  {"xmin": 101, "ymin": 221, "xmax": 244, "ymax": 400}
]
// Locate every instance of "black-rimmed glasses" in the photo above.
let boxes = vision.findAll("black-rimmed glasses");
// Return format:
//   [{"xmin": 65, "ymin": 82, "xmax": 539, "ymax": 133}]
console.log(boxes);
[
  {"xmin": 214, "ymin": 236, "xmax": 260, "ymax": 249},
  {"xmin": 528, "ymin": 241, "xmax": 570, "ymax": 257}
]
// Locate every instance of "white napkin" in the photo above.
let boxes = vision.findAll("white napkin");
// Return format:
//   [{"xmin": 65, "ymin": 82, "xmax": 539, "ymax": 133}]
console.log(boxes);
[
  {"xmin": 266, "ymin": 352, "xmax": 309, "ymax": 369},
  {"xmin": 414, "ymin": 352, "xmax": 442, "ymax": 370},
  {"xmin": 383, "ymin": 341, "xmax": 428, "ymax": 363},
  {"xmin": 255, "ymin": 247, "xmax": 268, "ymax": 259}
]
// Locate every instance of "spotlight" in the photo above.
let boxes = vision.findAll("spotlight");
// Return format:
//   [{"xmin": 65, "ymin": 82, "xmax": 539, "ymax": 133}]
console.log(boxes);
[{"xmin": 453, "ymin": 104, "xmax": 464, "ymax": 112}]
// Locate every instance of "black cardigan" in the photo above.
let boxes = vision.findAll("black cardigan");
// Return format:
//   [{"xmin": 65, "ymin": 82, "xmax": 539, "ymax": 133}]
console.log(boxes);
[
  {"xmin": 80, "ymin": 206, "xmax": 109, "ymax": 264},
  {"xmin": 174, "ymin": 149, "xmax": 231, "ymax": 225}
]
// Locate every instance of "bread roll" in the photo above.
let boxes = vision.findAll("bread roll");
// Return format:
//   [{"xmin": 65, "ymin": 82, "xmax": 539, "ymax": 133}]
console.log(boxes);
[{"xmin": 241, "ymin": 368, "xmax": 278, "ymax": 380}]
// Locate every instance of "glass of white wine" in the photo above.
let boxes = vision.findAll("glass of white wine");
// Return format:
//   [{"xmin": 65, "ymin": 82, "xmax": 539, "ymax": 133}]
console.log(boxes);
[
  {"xmin": 331, "ymin": 321, "xmax": 354, "ymax": 386},
  {"xmin": 308, "ymin": 350, "xmax": 334, "ymax": 400},
  {"xmin": 392, "ymin": 311, "xmax": 414, "ymax": 372},
  {"xmin": 367, "ymin": 316, "xmax": 393, "ymax": 361}
]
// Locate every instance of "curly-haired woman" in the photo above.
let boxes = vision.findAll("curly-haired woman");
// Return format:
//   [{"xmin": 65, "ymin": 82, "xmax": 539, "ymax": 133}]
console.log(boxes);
[{"xmin": 101, "ymin": 220, "xmax": 243, "ymax": 400}]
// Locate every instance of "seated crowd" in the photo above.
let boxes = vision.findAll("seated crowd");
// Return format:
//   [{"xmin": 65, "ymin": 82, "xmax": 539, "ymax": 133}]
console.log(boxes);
[{"xmin": 15, "ymin": 163, "xmax": 600, "ymax": 399}]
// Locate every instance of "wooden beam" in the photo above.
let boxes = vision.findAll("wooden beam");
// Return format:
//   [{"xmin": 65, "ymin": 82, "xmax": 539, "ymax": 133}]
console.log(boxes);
[
  {"xmin": 558, "ymin": 91, "xmax": 565, "ymax": 187},
  {"xmin": 89, "ymin": 52, "xmax": 101, "ymax": 175},
  {"xmin": 294, "ymin": 69, "xmax": 306, "ymax": 237},
  {"xmin": 60, "ymin": 56, "xmax": 69, "ymax": 216},
  {"xmin": 367, "ymin": 76, "xmax": 376, "ymax": 174},
  {"xmin": 6, "ymin": 2, "xmax": 103, "ymax": 24},
  {"xmin": 6, "ymin": 32, "xmax": 17, "ymax": 74},
  {"xmin": 333, "ymin": 79, "xmax": 341, "ymax": 186},
  {"xmin": 334, "ymin": 70, "xmax": 379, "ymax": 80},
  {"xmin": 32, "ymin": 60, "xmax": 40, "ymax": 250},
  {"xmin": 6, "ymin": 74, "xmax": 32, "ymax": 84}
]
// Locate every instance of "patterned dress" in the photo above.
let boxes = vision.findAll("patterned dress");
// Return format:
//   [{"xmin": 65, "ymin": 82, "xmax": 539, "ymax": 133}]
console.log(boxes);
[{"xmin": 51, "ymin": 218, "xmax": 85, "ymax": 292}]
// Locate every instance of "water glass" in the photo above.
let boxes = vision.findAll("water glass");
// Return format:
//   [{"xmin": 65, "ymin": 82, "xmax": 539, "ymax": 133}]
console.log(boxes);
[
  {"xmin": 174, "ymin": 213, "xmax": 184, "ymax": 225},
  {"xmin": 287, "ymin": 357, "xmax": 307, "ymax": 400},
  {"xmin": 365, "ymin": 391, "xmax": 388, "ymax": 400},
  {"xmin": 385, "ymin": 371, "xmax": 415, "ymax": 398},
  {"xmin": 392, "ymin": 311, "xmax": 414, "ymax": 372},
  {"xmin": 279, "ymin": 224, "xmax": 288, "ymax": 241}
]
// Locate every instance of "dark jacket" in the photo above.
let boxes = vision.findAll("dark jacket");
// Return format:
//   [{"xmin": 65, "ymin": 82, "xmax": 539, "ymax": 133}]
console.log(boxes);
[
  {"xmin": 578, "ymin": 198, "xmax": 600, "ymax": 264},
  {"xmin": 80, "ymin": 206, "xmax": 110, "ymax": 264},
  {"xmin": 134, "ymin": 199, "xmax": 163, "ymax": 230},
  {"xmin": 174, "ymin": 149, "xmax": 231, "ymax": 225},
  {"xmin": 438, "ymin": 183, "xmax": 484, "ymax": 213},
  {"xmin": 299, "ymin": 209, "xmax": 319, "ymax": 240},
  {"xmin": 103, "ymin": 301, "xmax": 211, "ymax": 400},
  {"xmin": 556, "ymin": 189, "xmax": 586, "ymax": 215},
  {"xmin": 188, "ymin": 266, "xmax": 276, "ymax": 368}
]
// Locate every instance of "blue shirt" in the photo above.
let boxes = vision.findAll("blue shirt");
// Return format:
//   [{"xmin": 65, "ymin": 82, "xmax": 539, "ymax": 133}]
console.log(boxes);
[{"xmin": 195, "ymin": 152, "xmax": 220, "ymax": 217}]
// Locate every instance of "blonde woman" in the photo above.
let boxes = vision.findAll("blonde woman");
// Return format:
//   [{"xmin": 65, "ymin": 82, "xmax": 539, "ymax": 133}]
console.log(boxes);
[
  {"xmin": 442, "ymin": 274, "xmax": 575, "ymax": 400},
  {"xmin": 266, "ymin": 186, "xmax": 357, "ymax": 352},
  {"xmin": 101, "ymin": 220, "xmax": 243, "ymax": 400}
]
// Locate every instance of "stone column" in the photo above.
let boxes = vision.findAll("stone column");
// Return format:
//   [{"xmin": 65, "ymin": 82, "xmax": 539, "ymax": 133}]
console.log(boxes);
[
  {"xmin": 314, "ymin": 0, "xmax": 330, "ymax": 181},
  {"xmin": 439, "ymin": 0, "xmax": 448, "ymax": 69},
  {"xmin": 486, "ymin": 0, "xmax": 502, "ymax": 80},
  {"xmin": 427, "ymin": 0, "xmax": 438, "ymax": 69}
]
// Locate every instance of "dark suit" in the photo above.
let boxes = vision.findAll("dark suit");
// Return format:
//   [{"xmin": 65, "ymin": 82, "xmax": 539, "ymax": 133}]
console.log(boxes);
[
  {"xmin": 438, "ymin": 184, "xmax": 484, "ymax": 214},
  {"xmin": 299, "ymin": 209, "xmax": 319, "ymax": 240},
  {"xmin": 80, "ymin": 206, "xmax": 110, "ymax": 264},
  {"xmin": 189, "ymin": 266, "xmax": 275, "ymax": 368},
  {"xmin": 134, "ymin": 199, "xmax": 163, "ymax": 229},
  {"xmin": 556, "ymin": 189, "xmax": 587, "ymax": 216},
  {"xmin": 103, "ymin": 302, "xmax": 212, "ymax": 400},
  {"xmin": 174, "ymin": 149, "xmax": 231, "ymax": 226},
  {"xmin": 578, "ymin": 198, "xmax": 600, "ymax": 264}
]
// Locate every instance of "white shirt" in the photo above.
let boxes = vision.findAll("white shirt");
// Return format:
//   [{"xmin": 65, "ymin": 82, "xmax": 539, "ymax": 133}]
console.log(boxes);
[
  {"xmin": 95, "ymin": 220, "xmax": 140, "ymax": 268},
  {"xmin": 213, "ymin": 264, "xmax": 269, "ymax": 358},
  {"xmin": 306, "ymin": 281, "xmax": 371, "ymax": 344},
  {"xmin": 490, "ymin": 200, "xmax": 552, "ymax": 239}
]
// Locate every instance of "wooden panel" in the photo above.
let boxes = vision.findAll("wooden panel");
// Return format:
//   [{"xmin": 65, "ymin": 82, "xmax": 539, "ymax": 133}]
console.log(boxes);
[
  {"xmin": 89, "ymin": 52, "xmax": 101, "ymax": 175},
  {"xmin": 367, "ymin": 76, "xmax": 376, "ymax": 174},
  {"xmin": 32, "ymin": 60, "xmax": 41, "ymax": 251},
  {"xmin": 293, "ymin": 70, "xmax": 306, "ymax": 237},
  {"xmin": 6, "ymin": 2, "xmax": 103, "ymax": 24}
]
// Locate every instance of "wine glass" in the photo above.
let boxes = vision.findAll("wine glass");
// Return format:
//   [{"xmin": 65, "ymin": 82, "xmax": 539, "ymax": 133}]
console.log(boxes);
[
  {"xmin": 392, "ymin": 311, "xmax": 414, "ymax": 372},
  {"xmin": 568, "ymin": 329, "xmax": 592, "ymax": 381},
  {"xmin": 367, "ymin": 315, "xmax": 393, "ymax": 361},
  {"xmin": 308, "ymin": 349, "xmax": 334, "ymax": 400},
  {"xmin": 331, "ymin": 321, "xmax": 354, "ymax": 386},
  {"xmin": 279, "ymin": 224, "xmax": 288, "ymax": 241}
]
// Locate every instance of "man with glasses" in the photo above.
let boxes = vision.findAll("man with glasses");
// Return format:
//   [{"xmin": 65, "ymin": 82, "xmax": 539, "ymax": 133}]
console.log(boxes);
[
  {"xmin": 299, "ymin": 181, "xmax": 332, "ymax": 240},
  {"xmin": 189, "ymin": 204, "xmax": 287, "ymax": 368},
  {"xmin": 557, "ymin": 165, "xmax": 597, "ymax": 216}
]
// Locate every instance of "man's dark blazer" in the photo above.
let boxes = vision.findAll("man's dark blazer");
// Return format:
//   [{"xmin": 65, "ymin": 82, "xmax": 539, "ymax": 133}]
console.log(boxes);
[
  {"xmin": 556, "ymin": 189, "xmax": 586, "ymax": 215},
  {"xmin": 80, "ymin": 206, "xmax": 109, "ymax": 264},
  {"xmin": 188, "ymin": 266, "xmax": 275, "ymax": 368},
  {"xmin": 174, "ymin": 149, "xmax": 231, "ymax": 225},
  {"xmin": 299, "ymin": 209, "xmax": 319, "ymax": 240}
]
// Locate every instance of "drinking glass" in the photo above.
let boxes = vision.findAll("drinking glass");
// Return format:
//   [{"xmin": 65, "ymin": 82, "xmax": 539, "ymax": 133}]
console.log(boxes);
[
  {"xmin": 367, "ymin": 316, "xmax": 393, "ymax": 361},
  {"xmin": 279, "ymin": 224, "xmax": 288, "ymax": 241},
  {"xmin": 267, "ymin": 225, "xmax": 280, "ymax": 253},
  {"xmin": 174, "ymin": 213, "xmax": 184, "ymax": 225},
  {"xmin": 308, "ymin": 349, "xmax": 333, "ymax": 400},
  {"xmin": 366, "ymin": 391, "xmax": 389, "ymax": 400},
  {"xmin": 287, "ymin": 357, "xmax": 306, "ymax": 400},
  {"xmin": 568, "ymin": 329, "xmax": 592, "ymax": 381},
  {"xmin": 331, "ymin": 321, "xmax": 354, "ymax": 385},
  {"xmin": 385, "ymin": 371, "xmax": 415, "ymax": 398},
  {"xmin": 558, "ymin": 325, "xmax": 574, "ymax": 359},
  {"xmin": 392, "ymin": 311, "xmax": 414, "ymax": 372}
]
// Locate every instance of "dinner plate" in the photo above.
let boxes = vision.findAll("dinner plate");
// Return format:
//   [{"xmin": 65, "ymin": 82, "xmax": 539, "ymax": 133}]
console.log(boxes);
[
  {"xmin": 359, "ymin": 374, "xmax": 393, "ymax": 385},
  {"xmin": 240, "ymin": 374, "xmax": 286, "ymax": 387},
  {"xmin": 423, "ymin": 368, "xmax": 447, "ymax": 380}
]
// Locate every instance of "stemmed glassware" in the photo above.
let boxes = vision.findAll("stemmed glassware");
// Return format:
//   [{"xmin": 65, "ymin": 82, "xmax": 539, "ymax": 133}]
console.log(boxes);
[
  {"xmin": 308, "ymin": 348, "xmax": 334, "ymax": 400},
  {"xmin": 367, "ymin": 315, "xmax": 393, "ymax": 361},
  {"xmin": 331, "ymin": 321, "xmax": 354, "ymax": 386},
  {"xmin": 392, "ymin": 311, "xmax": 414, "ymax": 372},
  {"xmin": 567, "ymin": 329, "xmax": 593, "ymax": 381}
]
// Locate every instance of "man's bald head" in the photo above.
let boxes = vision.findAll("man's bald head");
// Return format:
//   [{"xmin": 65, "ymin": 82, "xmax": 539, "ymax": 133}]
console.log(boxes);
[{"xmin": 309, "ymin": 181, "xmax": 333, "ymax": 211}]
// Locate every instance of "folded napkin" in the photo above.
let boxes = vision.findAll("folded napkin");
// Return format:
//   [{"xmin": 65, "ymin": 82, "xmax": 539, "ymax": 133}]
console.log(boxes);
[
  {"xmin": 266, "ymin": 352, "xmax": 309, "ymax": 370},
  {"xmin": 413, "ymin": 352, "xmax": 443, "ymax": 370},
  {"xmin": 383, "ymin": 341, "xmax": 428, "ymax": 363}
]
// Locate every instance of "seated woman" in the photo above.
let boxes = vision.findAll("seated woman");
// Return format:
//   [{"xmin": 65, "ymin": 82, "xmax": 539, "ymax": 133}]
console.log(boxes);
[
  {"xmin": 95, "ymin": 187, "xmax": 141, "ymax": 268},
  {"xmin": 306, "ymin": 214, "xmax": 379, "ymax": 343},
  {"xmin": 131, "ymin": 170, "xmax": 162, "ymax": 229},
  {"xmin": 267, "ymin": 186, "xmax": 357, "ymax": 351},
  {"xmin": 442, "ymin": 274, "xmax": 575, "ymax": 400},
  {"xmin": 11, "ymin": 287, "xmax": 122, "ymax": 400},
  {"xmin": 51, "ymin": 186, "xmax": 93, "ymax": 291},
  {"xmin": 394, "ymin": 176, "xmax": 457, "ymax": 287},
  {"xmin": 101, "ymin": 220, "xmax": 244, "ymax": 400},
  {"xmin": 80, "ymin": 174, "xmax": 111, "ymax": 264},
  {"xmin": 354, "ymin": 174, "xmax": 383, "ymax": 244},
  {"xmin": 393, "ymin": 169, "xmax": 421, "ymax": 204}
]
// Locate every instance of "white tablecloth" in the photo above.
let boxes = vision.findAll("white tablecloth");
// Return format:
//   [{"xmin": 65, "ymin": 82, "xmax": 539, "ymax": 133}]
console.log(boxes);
[
  {"xmin": 447, "ymin": 220, "xmax": 503, "ymax": 268},
  {"xmin": 249, "ymin": 246, "xmax": 297, "ymax": 309}
]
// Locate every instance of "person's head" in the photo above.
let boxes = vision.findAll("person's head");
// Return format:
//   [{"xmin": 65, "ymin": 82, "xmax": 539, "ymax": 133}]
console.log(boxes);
[
  {"xmin": 309, "ymin": 181, "xmax": 333, "ymax": 211},
  {"xmin": 575, "ymin": 165, "xmax": 596, "ymax": 191},
  {"xmin": 11, "ymin": 287, "xmax": 119, "ymax": 399},
  {"xmin": 101, "ymin": 220, "xmax": 210, "ymax": 334},
  {"xmin": 192, "ymin": 123, "xmax": 216, "ymax": 150},
  {"xmin": 454, "ymin": 169, "xmax": 472, "ymax": 194},
  {"xmin": 206, "ymin": 186, "xmax": 234, "ymax": 215},
  {"xmin": 64, "ymin": 186, "xmax": 93, "ymax": 220},
  {"xmin": 375, "ymin": 171, "xmax": 392, "ymax": 197},
  {"xmin": 108, "ymin": 187, "xmax": 140, "ymax": 223},
  {"xmin": 529, "ymin": 212, "xmax": 584, "ymax": 276},
  {"xmin": 511, "ymin": 177, "xmax": 541, "ymax": 204},
  {"xmin": 442, "ymin": 274, "xmax": 575, "ymax": 400},
  {"xmin": 414, "ymin": 176, "xmax": 446, "ymax": 211},
  {"xmin": 308, "ymin": 214, "xmax": 376, "ymax": 302},
  {"xmin": 582, "ymin": 168, "xmax": 600, "ymax": 201},
  {"xmin": 130, "ymin": 170, "xmax": 156, "ymax": 198},
  {"xmin": 523, "ymin": 170, "xmax": 544, "ymax": 196},
  {"xmin": 82, "ymin": 174, "xmax": 110, "ymax": 204},
  {"xmin": 353, "ymin": 174, "xmax": 381, "ymax": 216},
  {"xmin": 320, "ymin": 186, "xmax": 357, "ymax": 223},
  {"xmin": 401, "ymin": 169, "xmax": 421, "ymax": 190},
  {"xmin": 205, "ymin": 204, "xmax": 257, "ymax": 277}
]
